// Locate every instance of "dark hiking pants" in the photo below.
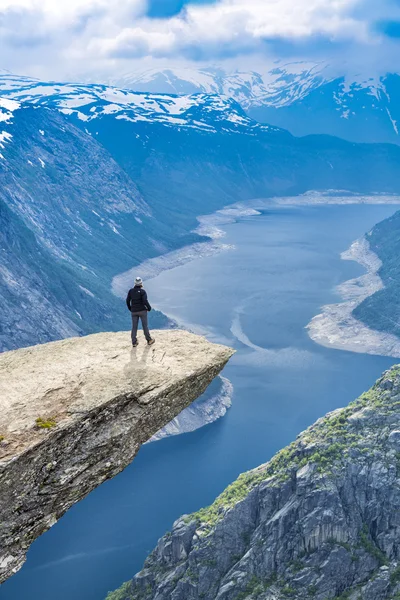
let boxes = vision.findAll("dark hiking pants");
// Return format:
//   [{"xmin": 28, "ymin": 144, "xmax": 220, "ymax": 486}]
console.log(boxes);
[{"xmin": 131, "ymin": 310, "xmax": 151, "ymax": 344}]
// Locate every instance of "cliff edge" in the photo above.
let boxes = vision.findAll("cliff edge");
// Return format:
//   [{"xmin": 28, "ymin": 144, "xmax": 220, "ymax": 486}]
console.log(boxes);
[
  {"xmin": 116, "ymin": 365, "xmax": 400, "ymax": 600},
  {"xmin": 0, "ymin": 330, "xmax": 234, "ymax": 584}
]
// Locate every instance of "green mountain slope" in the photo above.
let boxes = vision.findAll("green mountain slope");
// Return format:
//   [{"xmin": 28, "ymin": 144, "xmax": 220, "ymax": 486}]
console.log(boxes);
[{"xmin": 354, "ymin": 210, "xmax": 400, "ymax": 337}]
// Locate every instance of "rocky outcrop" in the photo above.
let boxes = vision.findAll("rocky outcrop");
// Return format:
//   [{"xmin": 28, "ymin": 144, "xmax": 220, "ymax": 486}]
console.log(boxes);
[
  {"xmin": 0, "ymin": 330, "xmax": 234, "ymax": 584},
  {"xmin": 113, "ymin": 364, "xmax": 400, "ymax": 600}
]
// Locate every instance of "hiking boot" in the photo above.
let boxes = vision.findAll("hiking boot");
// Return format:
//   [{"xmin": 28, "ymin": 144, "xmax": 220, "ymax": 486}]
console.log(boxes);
[
  {"xmin": 147, "ymin": 338, "xmax": 155, "ymax": 346},
  {"xmin": 132, "ymin": 341, "xmax": 138, "ymax": 347}
]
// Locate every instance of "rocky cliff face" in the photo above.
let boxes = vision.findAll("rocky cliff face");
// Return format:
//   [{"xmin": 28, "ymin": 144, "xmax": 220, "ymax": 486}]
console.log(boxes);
[
  {"xmin": 0, "ymin": 330, "xmax": 234, "ymax": 584},
  {"xmin": 0, "ymin": 102, "xmax": 171, "ymax": 351},
  {"xmin": 113, "ymin": 365, "xmax": 400, "ymax": 600}
]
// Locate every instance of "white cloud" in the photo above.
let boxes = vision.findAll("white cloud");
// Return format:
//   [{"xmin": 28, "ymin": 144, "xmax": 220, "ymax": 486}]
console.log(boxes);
[
  {"xmin": 100, "ymin": 0, "xmax": 371, "ymax": 60},
  {"xmin": 0, "ymin": 0, "xmax": 398, "ymax": 81}
]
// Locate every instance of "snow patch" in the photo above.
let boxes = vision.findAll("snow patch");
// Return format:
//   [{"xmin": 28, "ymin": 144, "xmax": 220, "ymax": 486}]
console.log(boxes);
[
  {"xmin": 75, "ymin": 111, "xmax": 90, "ymax": 122},
  {"xmin": 0, "ymin": 130, "xmax": 12, "ymax": 146},
  {"xmin": 79, "ymin": 285, "xmax": 95, "ymax": 298},
  {"xmin": 0, "ymin": 130, "xmax": 12, "ymax": 155},
  {"xmin": 109, "ymin": 223, "xmax": 121, "ymax": 235},
  {"xmin": 386, "ymin": 107, "xmax": 399, "ymax": 135},
  {"xmin": 0, "ymin": 98, "xmax": 20, "ymax": 112}
]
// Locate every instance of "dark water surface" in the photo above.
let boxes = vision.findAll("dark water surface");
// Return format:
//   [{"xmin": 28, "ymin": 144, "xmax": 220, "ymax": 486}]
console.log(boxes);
[{"xmin": 2, "ymin": 204, "xmax": 399, "ymax": 600}]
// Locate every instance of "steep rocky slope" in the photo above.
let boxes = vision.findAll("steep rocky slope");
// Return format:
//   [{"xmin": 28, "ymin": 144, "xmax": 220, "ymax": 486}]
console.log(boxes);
[
  {"xmin": 0, "ymin": 329, "xmax": 234, "ymax": 584},
  {"xmin": 0, "ymin": 100, "xmax": 178, "ymax": 350},
  {"xmin": 111, "ymin": 364, "xmax": 400, "ymax": 600},
  {"xmin": 354, "ymin": 210, "xmax": 400, "ymax": 339}
]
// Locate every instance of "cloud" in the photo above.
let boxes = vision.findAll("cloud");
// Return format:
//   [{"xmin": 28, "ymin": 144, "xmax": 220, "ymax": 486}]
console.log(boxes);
[
  {"xmin": 0, "ymin": 0, "xmax": 399, "ymax": 81},
  {"xmin": 101, "ymin": 0, "xmax": 372, "ymax": 60}
]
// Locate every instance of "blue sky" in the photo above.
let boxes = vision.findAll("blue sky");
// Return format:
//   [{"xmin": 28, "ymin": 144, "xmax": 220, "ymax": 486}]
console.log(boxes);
[
  {"xmin": 0, "ymin": 0, "xmax": 399, "ymax": 81},
  {"xmin": 147, "ymin": 0, "xmax": 217, "ymax": 18}
]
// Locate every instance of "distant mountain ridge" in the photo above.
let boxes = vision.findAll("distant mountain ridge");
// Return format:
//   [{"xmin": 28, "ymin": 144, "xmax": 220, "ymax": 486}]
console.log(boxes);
[
  {"xmin": 105, "ymin": 63, "xmax": 400, "ymax": 145},
  {"xmin": 108, "ymin": 62, "xmax": 330, "ymax": 108},
  {"xmin": 4, "ymin": 65, "xmax": 399, "ymax": 145},
  {"xmin": 0, "ymin": 71, "xmax": 283, "ymax": 135}
]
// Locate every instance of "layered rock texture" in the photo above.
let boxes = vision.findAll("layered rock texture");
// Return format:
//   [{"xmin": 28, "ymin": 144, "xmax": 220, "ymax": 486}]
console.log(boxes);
[
  {"xmin": 113, "ymin": 365, "xmax": 400, "ymax": 600},
  {"xmin": 0, "ymin": 330, "xmax": 234, "ymax": 584}
]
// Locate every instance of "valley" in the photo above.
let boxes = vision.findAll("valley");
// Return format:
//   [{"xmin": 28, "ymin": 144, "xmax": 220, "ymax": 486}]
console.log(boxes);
[
  {"xmin": 2, "ymin": 64, "xmax": 400, "ymax": 600},
  {"xmin": 3, "ymin": 0, "xmax": 400, "ymax": 598},
  {"xmin": 2, "ymin": 72, "xmax": 400, "ymax": 351}
]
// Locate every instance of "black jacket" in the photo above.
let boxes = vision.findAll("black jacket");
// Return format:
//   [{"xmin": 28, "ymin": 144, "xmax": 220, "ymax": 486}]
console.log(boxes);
[{"xmin": 126, "ymin": 286, "xmax": 152, "ymax": 312}]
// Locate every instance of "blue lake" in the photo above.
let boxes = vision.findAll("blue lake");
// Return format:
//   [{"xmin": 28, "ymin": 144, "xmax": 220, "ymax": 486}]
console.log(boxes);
[{"xmin": 1, "ymin": 203, "xmax": 399, "ymax": 600}]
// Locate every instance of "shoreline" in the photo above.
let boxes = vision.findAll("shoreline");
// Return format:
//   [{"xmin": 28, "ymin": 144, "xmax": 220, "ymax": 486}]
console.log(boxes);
[
  {"xmin": 148, "ymin": 376, "xmax": 233, "ymax": 442},
  {"xmin": 111, "ymin": 207, "xmax": 258, "ymax": 441},
  {"xmin": 307, "ymin": 237, "xmax": 400, "ymax": 358},
  {"xmin": 111, "ymin": 204, "xmax": 261, "ymax": 298},
  {"xmin": 111, "ymin": 194, "xmax": 400, "ymax": 438},
  {"xmin": 112, "ymin": 192, "xmax": 400, "ymax": 299}
]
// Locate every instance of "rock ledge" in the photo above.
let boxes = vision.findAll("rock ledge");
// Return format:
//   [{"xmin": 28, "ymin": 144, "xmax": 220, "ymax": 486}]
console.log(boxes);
[{"xmin": 0, "ymin": 330, "xmax": 234, "ymax": 583}]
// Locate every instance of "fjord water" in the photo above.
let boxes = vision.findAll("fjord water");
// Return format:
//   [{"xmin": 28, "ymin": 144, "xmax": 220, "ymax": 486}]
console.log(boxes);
[{"xmin": 1, "ymin": 204, "xmax": 399, "ymax": 600}]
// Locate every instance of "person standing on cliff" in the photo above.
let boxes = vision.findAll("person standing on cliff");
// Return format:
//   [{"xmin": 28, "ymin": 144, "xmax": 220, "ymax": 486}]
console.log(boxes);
[{"xmin": 126, "ymin": 277, "xmax": 155, "ymax": 347}]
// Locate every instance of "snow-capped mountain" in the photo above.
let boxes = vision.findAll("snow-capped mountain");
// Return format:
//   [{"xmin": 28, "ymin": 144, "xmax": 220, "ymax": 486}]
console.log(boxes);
[
  {"xmin": 5, "ymin": 64, "xmax": 398, "ymax": 145},
  {"xmin": 109, "ymin": 63, "xmax": 400, "ymax": 145},
  {"xmin": 0, "ymin": 71, "xmax": 281, "ymax": 136},
  {"xmin": 249, "ymin": 71, "xmax": 400, "ymax": 145},
  {"xmin": 110, "ymin": 62, "xmax": 331, "ymax": 109}
]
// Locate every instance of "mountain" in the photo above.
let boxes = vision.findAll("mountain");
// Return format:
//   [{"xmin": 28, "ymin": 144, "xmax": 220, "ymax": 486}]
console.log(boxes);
[
  {"xmin": 249, "ymin": 72, "xmax": 400, "ymax": 146},
  {"xmin": 0, "ymin": 96, "xmax": 175, "ymax": 351},
  {"xmin": 107, "ymin": 364, "xmax": 400, "ymax": 600},
  {"xmin": 3, "ymin": 73, "xmax": 400, "ymax": 351},
  {"xmin": 2, "ymin": 73, "xmax": 400, "ymax": 212},
  {"xmin": 0, "ymin": 71, "xmax": 283, "ymax": 135},
  {"xmin": 354, "ymin": 210, "xmax": 400, "ymax": 337},
  {"xmin": 109, "ymin": 62, "xmax": 329, "ymax": 109},
  {"xmin": 108, "ymin": 63, "xmax": 400, "ymax": 145}
]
